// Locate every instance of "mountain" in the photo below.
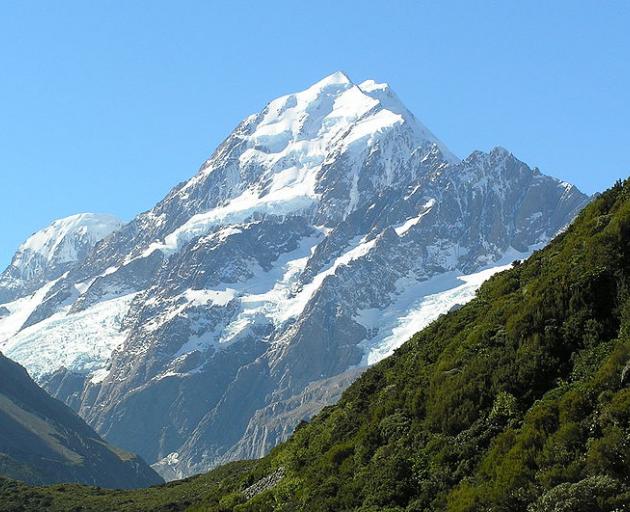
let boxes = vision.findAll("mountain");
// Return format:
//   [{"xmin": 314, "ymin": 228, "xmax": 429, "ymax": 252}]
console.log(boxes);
[
  {"xmin": 0, "ymin": 72, "xmax": 590, "ymax": 479},
  {"xmin": 0, "ymin": 213, "xmax": 123, "ymax": 305},
  {"xmin": 0, "ymin": 351, "xmax": 162, "ymax": 488},
  {"xmin": 1, "ymin": 177, "xmax": 626, "ymax": 512}
]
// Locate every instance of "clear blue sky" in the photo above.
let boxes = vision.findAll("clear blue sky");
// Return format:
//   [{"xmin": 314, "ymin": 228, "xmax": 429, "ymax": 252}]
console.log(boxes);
[{"xmin": 1, "ymin": 1, "xmax": 629, "ymax": 268}]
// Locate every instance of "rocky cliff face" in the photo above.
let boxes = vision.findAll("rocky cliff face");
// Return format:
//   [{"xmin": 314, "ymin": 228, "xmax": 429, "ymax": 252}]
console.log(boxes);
[{"xmin": 0, "ymin": 72, "xmax": 590, "ymax": 478}]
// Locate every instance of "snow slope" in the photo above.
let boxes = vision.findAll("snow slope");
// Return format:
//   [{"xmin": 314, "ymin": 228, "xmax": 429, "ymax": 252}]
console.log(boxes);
[
  {"xmin": 356, "ymin": 246, "xmax": 537, "ymax": 365},
  {"xmin": 143, "ymin": 72, "xmax": 456, "ymax": 258},
  {"xmin": 15, "ymin": 213, "xmax": 122, "ymax": 268},
  {"xmin": 2, "ymin": 292, "xmax": 136, "ymax": 380},
  {"xmin": 0, "ymin": 280, "xmax": 58, "ymax": 344},
  {"xmin": 0, "ymin": 213, "xmax": 123, "ymax": 303}
]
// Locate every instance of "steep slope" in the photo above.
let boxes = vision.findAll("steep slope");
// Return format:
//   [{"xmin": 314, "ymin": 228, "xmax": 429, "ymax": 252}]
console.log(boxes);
[
  {"xmin": 0, "ymin": 177, "xmax": 627, "ymax": 511},
  {"xmin": 0, "ymin": 73, "xmax": 590, "ymax": 478},
  {"xmin": 0, "ymin": 352, "xmax": 162, "ymax": 488}
]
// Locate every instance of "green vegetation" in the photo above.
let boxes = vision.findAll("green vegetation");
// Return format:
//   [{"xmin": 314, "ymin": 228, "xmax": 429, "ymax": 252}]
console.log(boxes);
[
  {"xmin": 0, "ymin": 461, "xmax": 259, "ymax": 512},
  {"xmin": 3, "ymin": 178, "xmax": 630, "ymax": 510}
]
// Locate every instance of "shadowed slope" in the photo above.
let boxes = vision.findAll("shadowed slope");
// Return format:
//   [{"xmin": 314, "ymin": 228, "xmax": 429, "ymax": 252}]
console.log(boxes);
[{"xmin": 0, "ymin": 353, "xmax": 162, "ymax": 489}]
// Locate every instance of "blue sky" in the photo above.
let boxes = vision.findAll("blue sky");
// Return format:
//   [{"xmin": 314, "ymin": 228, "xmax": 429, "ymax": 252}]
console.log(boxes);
[{"xmin": 1, "ymin": 1, "xmax": 629, "ymax": 267}]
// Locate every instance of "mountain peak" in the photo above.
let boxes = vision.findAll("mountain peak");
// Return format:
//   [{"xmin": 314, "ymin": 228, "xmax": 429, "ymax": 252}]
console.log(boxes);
[
  {"xmin": 151, "ymin": 73, "xmax": 460, "ymax": 256},
  {"xmin": 0, "ymin": 73, "xmax": 591, "ymax": 484},
  {"xmin": 16, "ymin": 213, "xmax": 123, "ymax": 267},
  {"xmin": 464, "ymin": 146, "xmax": 513, "ymax": 165},
  {"xmin": 0, "ymin": 213, "xmax": 123, "ymax": 302},
  {"xmin": 489, "ymin": 146, "xmax": 512, "ymax": 158},
  {"xmin": 245, "ymin": 71, "xmax": 458, "ymax": 175},
  {"xmin": 313, "ymin": 70, "xmax": 352, "ymax": 88}
]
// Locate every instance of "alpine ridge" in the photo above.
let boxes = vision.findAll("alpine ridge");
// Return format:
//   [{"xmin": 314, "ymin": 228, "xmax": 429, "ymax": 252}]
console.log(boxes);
[{"xmin": 0, "ymin": 72, "xmax": 590, "ymax": 479}]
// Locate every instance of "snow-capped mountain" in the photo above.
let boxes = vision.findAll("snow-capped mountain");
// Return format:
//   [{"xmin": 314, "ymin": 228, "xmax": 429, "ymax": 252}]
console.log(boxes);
[
  {"xmin": 0, "ymin": 213, "xmax": 122, "ymax": 345},
  {"xmin": 0, "ymin": 72, "xmax": 590, "ymax": 479},
  {"xmin": 0, "ymin": 213, "xmax": 122, "ymax": 304}
]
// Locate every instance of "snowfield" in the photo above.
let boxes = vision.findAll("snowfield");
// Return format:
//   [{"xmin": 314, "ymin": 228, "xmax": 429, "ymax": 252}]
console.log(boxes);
[
  {"xmin": 2, "ymin": 292, "xmax": 136, "ymax": 380},
  {"xmin": 15, "ymin": 213, "xmax": 122, "ymax": 268},
  {"xmin": 0, "ymin": 280, "xmax": 58, "ymax": 344}
]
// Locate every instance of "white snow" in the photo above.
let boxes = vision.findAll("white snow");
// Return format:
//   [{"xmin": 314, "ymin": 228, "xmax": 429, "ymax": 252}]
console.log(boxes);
[
  {"xmin": 225, "ymin": 234, "xmax": 323, "ymax": 333},
  {"xmin": 260, "ymin": 234, "xmax": 378, "ymax": 328},
  {"xmin": 89, "ymin": 368, "xmax": 110, "ymax": 384},
  {"xmin": 2, "ymin": 292, "xmax": 137, "ymax": 380},
  {"xmin": 12, "ymin": 213, "xmax": 122, "ymax": 273},
  {"xmin": 141, "ymin": 234, "xmax": 324, "ymax": 350},
  {"xmin": 173, "ymin": 324, "xmax": 226, "ymax": 359},
  {"xmin": 145, "ymin": 72, "xmax": 456, "ymax": 258},
  {"xmin": 404, "ymin": 184, "xmax": 422, "ymax": 200},
  {"xmin": 394, "ymin": 198, "xmax": 436, "ymax": 235},
  {"xmin": 357, "ymin": 247, "xmax": 535, "ymax": 365},
  {"xmin": 143, "ymin": 288, "xmax": 238, "ymax": 333},
  {"xmin": 358, "ymin": 79, "xmax": 390, "ymax": 94},
  {"xmin": 184, "ymin": 288, "xmax": 236, "ymax": 307},
  {"xmin": 358, "ymin": 79, "xmax": 458, "ymax": 163},
  {"xmin": 143, "ymin": 192, "xmax": 314, "ymax": 257},
  {"xmin": 342, "ymin": 109, "xmax": 404, "ymax": 150},
  {"xmin": 209, "ymin": 233, "xmax": 325, "ymax": 339},
  {"xmin": 74, "ymin": 277, "xmax": 97, "ymax": 295},
  {"xmin": 255, "ymin": 234, "xmax": 376, "ymax": 326},
  {"xmin": 0, "ymin": 280, "xmax": 58, "ymax": 344}
]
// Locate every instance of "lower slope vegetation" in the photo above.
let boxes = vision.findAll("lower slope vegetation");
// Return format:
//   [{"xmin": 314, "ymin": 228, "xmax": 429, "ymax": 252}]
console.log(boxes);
[{"xmin": 3, "ymin": 178, "xmax": 630, "ymax": 511}]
